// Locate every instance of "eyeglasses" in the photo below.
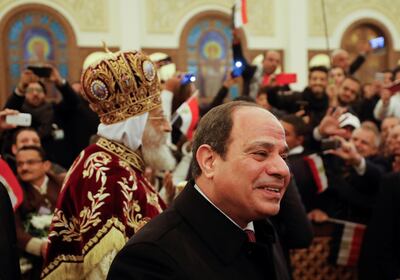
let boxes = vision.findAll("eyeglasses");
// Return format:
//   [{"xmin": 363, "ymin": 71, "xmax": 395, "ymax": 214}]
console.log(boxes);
[
  {"xmin": 26, "ymin": 87, "xmax": 44, "ymax": 93},
  {"xmin": 16, "ymin": 159, "xmax": 43, "ymax": 167}
]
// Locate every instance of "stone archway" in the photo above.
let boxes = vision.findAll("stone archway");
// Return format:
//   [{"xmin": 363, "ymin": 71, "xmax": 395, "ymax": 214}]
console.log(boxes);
[
  {"xmin": 0, "ymin": 3, "xmax": 78, "ymax": 106},
  {"xmin": 341, "ymin": 19, "xmax": 394, "ymax": 83}
]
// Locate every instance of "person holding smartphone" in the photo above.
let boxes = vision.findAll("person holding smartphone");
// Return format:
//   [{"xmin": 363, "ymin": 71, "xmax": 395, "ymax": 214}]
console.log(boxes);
[
  {"xmin": 232, "ymin": 28, "xmax": 282, "ymax": 98},
  {"xmin": 3, "ymin": 66, "xmax": 78, "ymax": 168},
  {"xmin": 331, "ymin": 42, "xmax": 372, "ymax": 76}
]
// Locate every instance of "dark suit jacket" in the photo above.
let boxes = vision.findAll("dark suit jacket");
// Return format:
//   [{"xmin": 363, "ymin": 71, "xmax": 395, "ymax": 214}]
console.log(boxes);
[
  {"xmin": 358, "ymin": 172, "xmax": 400, "ymax": 280},
  {"xmin": 108, "ymin": 181, "xmax": 281, "ymax": 280},
  {"xmin": 0, "ymin": 182, "xmax": 21, "ymax": 280}
]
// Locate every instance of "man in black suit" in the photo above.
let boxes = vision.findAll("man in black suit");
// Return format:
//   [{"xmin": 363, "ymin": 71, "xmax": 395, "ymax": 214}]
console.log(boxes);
[
  {"xmin": 358, "ymin": 172, "xmax": 400, "ymax": 279},
  {"xmin": 0, "ymin": 181, "xmax": 21, "ymax": 280},
  {"xmin": 108, "ymin": 101, "xmax": 291, "ymax": 280}
]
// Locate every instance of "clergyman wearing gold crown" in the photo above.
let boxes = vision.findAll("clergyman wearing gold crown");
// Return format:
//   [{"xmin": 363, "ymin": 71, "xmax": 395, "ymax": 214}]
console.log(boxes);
[{"xmin": 41, "ymin": 49, "xmax": 176, "ymax": 279}]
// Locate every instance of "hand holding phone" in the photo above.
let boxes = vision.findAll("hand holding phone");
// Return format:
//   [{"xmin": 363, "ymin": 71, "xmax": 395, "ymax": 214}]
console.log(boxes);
[
  {"xmin": 5, "ymin": 113, "xmax": 32, "ymax": 127},
  {"xmin": 17, "ymin": 69, "xmax": 39, "ymax": 93}
]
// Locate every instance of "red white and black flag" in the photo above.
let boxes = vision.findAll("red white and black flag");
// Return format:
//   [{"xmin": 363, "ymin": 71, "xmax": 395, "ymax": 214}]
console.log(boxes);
[
  {"xmin": 303, "ymin": 153, "xmax": 328, "ymax": 193},
  {"xmin": 0, "ymin": 158, "xmax": 23, "ymax": 211},
  {"xmin": 328, "ymin": 218, "xmax": 366, "ymax": 267},
  {"xmin": 171, "ymin": 91, "xmax": 199, "ymax": 140},
  {"xmin": 232, "ymin": 0, "xmax": 248, "ymax": 28}
]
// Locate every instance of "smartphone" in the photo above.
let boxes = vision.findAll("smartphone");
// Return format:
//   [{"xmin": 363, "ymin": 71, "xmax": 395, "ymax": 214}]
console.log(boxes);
[
  {"xmin": 5, "ymin": 113, "xmax": 32, "ymax": 127},
  {"xmin": 275, "ymin": 73, "xmax": 297, "ymax": 86},
  {"xmin": 369, "ymin": 36, "xmax": 385, "ymax": 50},
  {"xmin": 180, "ymin": 73, "xmax": 196, "ymax": 86},
  {"xmin": 321, "ymin": 138, "xmax": 341, "ymax": 151},
  {"xmin": 27, "ymin": 65, "xmax": 52, "ymax": 78},
  {"xmin": 231, "ymin": 60, "xmax": 244, "ymax": 78}
]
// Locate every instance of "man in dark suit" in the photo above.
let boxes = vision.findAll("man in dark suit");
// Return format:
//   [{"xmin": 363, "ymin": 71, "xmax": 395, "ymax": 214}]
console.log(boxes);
[
  {"xmin": 14, "ymin": 145, "xmax": 63, "ymax": 279},
  {"xmin": 108, "ymin": 101, "xmax": 291, "ymax": 280},
  {"xmin": 358, "ymin": 172, "xmax": 400, "ymax": 279},
  {"xmin": 0, "ymin": 181, "xmax": 21, "ymax": 280}
]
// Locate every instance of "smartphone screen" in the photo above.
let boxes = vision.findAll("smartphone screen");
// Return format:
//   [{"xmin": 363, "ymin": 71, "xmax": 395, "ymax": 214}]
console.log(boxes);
[
  {"xmin": 231, "ymin": 61, "xmax": 244, "ymax": 78},
  {"xmin": 369, "ymin": 37, "xmax": 385, "ymax": 50}
]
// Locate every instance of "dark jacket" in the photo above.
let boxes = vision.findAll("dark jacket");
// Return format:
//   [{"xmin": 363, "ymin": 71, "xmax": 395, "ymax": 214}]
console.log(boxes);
[
  {"xmin": 108, "ymin": 181, "xmax": 284, "ymax": 280},
  {"xmin": 358, "ymin": 172, "xmax": 400, "ymax": 280},
  {"xmin": 0, "ymin": 182, "xmax": 21, "ymax": 280}
]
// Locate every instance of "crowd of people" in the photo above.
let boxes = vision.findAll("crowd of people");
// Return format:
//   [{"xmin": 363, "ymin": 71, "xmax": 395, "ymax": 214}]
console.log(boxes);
[{"xmin": 0, "ymin": 27, "xmax": 399, "ymax": 280}]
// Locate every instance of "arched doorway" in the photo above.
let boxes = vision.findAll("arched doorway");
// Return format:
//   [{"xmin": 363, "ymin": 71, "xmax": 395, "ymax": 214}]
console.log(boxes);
[
  {"xmin": 0, "ymin": 4, "xmax": 78, "ymax": 106},
  {"xmin": 341, "ymin": 19, "xmax": 393, "ymax": 83},
  {"xmin": 179, "ymin": 11, "xmax": 243, "ymax": 104}
]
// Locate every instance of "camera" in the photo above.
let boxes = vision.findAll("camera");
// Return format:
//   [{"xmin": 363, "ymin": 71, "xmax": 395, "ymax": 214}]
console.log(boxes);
[{"xmin": 321, "ymin": 138, "xmax": 341, "ymax": 151}]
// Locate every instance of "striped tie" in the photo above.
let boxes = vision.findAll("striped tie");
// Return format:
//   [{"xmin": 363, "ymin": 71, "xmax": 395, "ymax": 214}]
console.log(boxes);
[{"xmin": 245, "ymin": 229, "xmax": 256, "ymax": 243}]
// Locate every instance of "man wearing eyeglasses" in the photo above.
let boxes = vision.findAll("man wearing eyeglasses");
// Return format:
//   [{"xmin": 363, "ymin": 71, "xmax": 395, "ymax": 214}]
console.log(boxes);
[
  {"xmin": 14, "ymin": 145, "xmax": 63, "ymax": 280},
  {"xmin": 3, "ymin": 66, "xmax": 78, "ymax": 168}
]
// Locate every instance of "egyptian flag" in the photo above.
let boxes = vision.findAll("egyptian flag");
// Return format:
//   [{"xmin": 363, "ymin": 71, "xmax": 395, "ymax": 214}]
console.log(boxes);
[
  {"xmin": 232, "ymin": 0, "xmax": 248, "ymax": 28},
  {"xmin": 329, "ymin": 219, "xmax": 366, "ymax": 267},
  {"xmin": 172, "ymin": 92, "xmax": 199, "ymax": 140},
  {"xmin": 303, "ymin": 153, "xmax": 328, "ymax": 193},
  {"xmin": 0, "ymin": 158, "xmax": 23, "ymax": 211}
]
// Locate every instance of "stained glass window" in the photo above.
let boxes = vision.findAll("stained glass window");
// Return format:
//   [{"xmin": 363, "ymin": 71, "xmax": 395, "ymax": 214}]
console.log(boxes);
[
  {"xmin": 6, "ymin": 12, "xmax": 68, "ymax": 93},
  {"xmin": 186, "ymin": 18, "xmax": 232, "ymax": 101}
]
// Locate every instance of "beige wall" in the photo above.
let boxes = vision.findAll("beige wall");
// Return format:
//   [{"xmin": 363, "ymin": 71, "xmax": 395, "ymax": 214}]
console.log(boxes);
[{"xmin": 0, "ymin": 0, "xmax": 399, "ymax": 93}]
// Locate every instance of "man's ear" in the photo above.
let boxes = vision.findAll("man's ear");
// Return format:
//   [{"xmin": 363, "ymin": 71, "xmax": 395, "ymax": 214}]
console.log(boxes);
[
  {"xmin": 196, "ymin": 144, "xmax": 217, "ymax": 179},
  {"xmin": 296, "ymin": 135, "xmax": 304, "ymax": 147},
  {"xmin": 43, "ymin": 160, "xmax": 51, "ymax": 173},
  {"xmin": 11, "ymin": 144, "xmax": 17, "ymax": 155}
]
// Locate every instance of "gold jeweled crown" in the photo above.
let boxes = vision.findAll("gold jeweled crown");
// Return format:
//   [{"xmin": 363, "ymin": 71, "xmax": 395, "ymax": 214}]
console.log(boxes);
[{"xmin": 80, "ymin": 50, "xmax": 161, "ymax": 124}]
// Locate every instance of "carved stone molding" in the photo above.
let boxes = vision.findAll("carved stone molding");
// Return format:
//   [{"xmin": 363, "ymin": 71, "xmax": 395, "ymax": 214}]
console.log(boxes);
[
  {"xmin": 59, "ymin": 0, "xmax": 108, "ymax": 31},
  {"xmin": 145, "ymin": 0, "xmax": 274, "ymax": 36},
  {"xmin": 309, "ymin": 0, "xmax": 400, "ymax": 36},
  {"xmin": 0, "ymin": 0, "xmax": 108, "ymax": 31}
]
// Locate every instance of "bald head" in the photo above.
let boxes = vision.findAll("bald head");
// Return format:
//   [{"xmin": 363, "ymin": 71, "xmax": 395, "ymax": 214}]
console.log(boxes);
[
  {"xmin": 263, "ymin": 50, "xmax": 281, "ymax": 75},
  {"xmin": 331, "ymin": 49, "xmax": 350, "ymax": 72}
]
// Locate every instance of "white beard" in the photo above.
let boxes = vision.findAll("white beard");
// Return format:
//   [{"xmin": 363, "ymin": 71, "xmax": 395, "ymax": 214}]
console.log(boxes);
[{"xmin": 142, "ymin": 123, "xmax": 176, "ymax": 171}]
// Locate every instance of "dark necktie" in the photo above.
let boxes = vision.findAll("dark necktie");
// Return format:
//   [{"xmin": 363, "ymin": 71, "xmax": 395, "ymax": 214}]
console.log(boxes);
[{"xmin": 245, "ymin": 229, "xmax": 256, "ymax": 243}]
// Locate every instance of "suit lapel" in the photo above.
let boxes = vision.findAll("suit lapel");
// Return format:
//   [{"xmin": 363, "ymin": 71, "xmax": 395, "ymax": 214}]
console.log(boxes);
[{"xmin": 174, "ymin": 181, "xmax": 248, "ymax": 264}]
